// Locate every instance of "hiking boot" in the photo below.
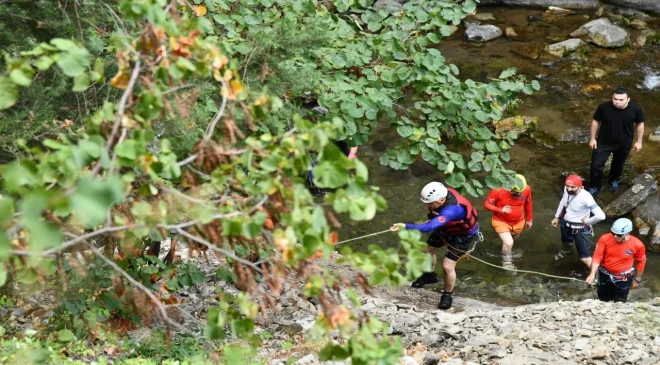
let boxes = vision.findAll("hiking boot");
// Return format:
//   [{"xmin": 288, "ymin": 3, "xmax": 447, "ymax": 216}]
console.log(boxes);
[
  {"xmin": 502, "ymin": 261, "xmax": 516, "ymax": 270},
  {"xmin": 609, "ymin": 180, "xmax": 620, "ymax": 192},
  {"xmin": 587, "ymin": 187, "xmax": 600, "ymax": 196},
  {"xmin": 412, "ymin": 272, "xmax": 440, "ymax": 288},
  {"xmin": 438, "ymin": 293, "xmax": 453, "ymax": 310}
]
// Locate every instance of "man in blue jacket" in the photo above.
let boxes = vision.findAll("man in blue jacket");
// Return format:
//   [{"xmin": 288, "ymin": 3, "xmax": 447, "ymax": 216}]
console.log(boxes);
[{"xmin": 391, "ymin": 182, "xmax": 479, "ymax": 309}]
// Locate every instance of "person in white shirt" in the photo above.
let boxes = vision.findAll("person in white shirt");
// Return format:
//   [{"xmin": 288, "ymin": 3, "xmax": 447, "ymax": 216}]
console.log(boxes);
[{"xmin": 551, "ymin": 175, "xmax": 606, "ymax": 267}]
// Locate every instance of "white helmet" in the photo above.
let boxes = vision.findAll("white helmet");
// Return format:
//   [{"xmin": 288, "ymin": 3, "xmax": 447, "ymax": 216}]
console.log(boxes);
[{"xmin": 420, "ymin": 182, "xmax": 448, "ymax": 203}]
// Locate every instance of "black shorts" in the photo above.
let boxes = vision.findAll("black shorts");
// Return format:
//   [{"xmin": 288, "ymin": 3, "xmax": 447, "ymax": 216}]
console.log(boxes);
[{"xmin": 427, "ymin": 231, "xmax": 475, "ymax": 261}]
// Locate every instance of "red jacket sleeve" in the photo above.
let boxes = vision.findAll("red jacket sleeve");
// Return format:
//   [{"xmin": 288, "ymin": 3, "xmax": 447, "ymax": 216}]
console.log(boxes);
[
  {"xmin": 484, "ymin": 189, "xmax": 501, "ymax": 213},
  {"xmin": 524, "ymin": 186, "xmax": 533, "ymax": 222}
]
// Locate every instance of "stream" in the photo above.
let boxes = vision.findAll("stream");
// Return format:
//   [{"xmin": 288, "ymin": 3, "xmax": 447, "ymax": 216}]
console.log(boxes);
[{"xmin": 340, "ymin": 6, "xmax": 660, "ymax": 305}]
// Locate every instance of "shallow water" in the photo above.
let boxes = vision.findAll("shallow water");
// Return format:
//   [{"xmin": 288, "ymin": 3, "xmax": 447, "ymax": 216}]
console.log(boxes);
[{"xmin": 339, "ymin": 7, "xmax": 660, "ymax": 305}]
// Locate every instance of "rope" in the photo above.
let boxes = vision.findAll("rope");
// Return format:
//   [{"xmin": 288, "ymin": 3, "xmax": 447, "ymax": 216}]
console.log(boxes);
[{"xmin": 335, "ymin": 229, "xmax": 392, "ymax": 245}]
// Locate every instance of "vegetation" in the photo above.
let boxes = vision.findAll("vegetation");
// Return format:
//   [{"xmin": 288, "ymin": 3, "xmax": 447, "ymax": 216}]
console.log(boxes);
[{"xmin": 0, "ymin": 0, "xmax": 538, "ymax": 363}]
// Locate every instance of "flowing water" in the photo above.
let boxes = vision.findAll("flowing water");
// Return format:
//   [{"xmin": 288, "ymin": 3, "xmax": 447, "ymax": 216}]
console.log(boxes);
[{"xmin": 339, "ymin": 7, "xmax": 660, "ymax": 305}]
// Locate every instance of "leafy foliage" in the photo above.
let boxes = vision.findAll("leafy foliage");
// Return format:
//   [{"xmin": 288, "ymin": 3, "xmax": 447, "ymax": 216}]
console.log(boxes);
[{"xmin": 0, "ymin": 0, "xmax": 540, "ymax": 363}]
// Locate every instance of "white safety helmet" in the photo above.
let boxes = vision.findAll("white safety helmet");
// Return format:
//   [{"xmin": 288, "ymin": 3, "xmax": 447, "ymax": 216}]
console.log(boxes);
[
  {"xmin": 420, "ymin": 182, "xmax": 448, "ymax": 203},
  {"xmin": 611, "ymin": 218, "xmax": 633, "ymax": 235}
]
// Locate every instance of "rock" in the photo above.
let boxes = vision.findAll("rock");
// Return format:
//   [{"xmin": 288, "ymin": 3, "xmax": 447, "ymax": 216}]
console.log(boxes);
[
  {"xmin": 601, "ymin": 0, "xmax": 660, "ymax": 13},
  {"xmin": 507, "ymin": 13, "xmax": 529, "ymax": 27},
  {"xmin": 478, "ymin": 0, "xmax": 600, "ymax": 10},
  {"xmin": 623, "ymin": 349, "xmax": 645, "ymax": 363},
  {"xmin": 552, "ymin": 311, "xmax": 568, "ymax": 320},
  {"xmin": 293, "ymin": 354, "xmax": 319, "ymax": 365},
  {"xmin": 373, "ymin": 0, "xmax": 403, "ymax": 14},
  {"xmin": 542, "ymin": 6, "xmax": 575, "ymax": 21},
  {"xmin": 629, "ymin": 19, "xmax": 648, "ymax": 30},
  {"xmin": 401, "ymin": 356, "xmax": 419, "ymax": 365},
  {"xmin": 603, "ymin": 174, "xmax": 658, "ymax": 216},
  {"xmin": 505, "ymin": 27, "xmax": 518, "ymax": 37},
  {"xmin": 435, "ymin": 311, "xmax": 467, "ymax": 325},
  {"xmin": 634, "ymin": 29, "xmax": 657, "ymax": 47},
  {"xmin": 649, "ymin": 126, "xmax": 660, "ymax": 143},
  {"xmin": 493, "ymin": 116, "xmax": 538, "ymax": 138},
  {"xmin": 654, "ymin": 336, "xmax": 660, "ymax": 346},
  {"xmin": 575, "ymin": 338, "xmax": 590, "ymax": 351},
  {"xmin": 488, "ymin": 346, "xmax": 507, "ymax": 359},
  {"xmin": 474, "ymin": 13, "xmax": 496, "ymax": 21},
  {"xmin": 465, "ymin": 24, "xmax": 502, "ymax": 42},
  {"xmin": 591, "ymin": 68, "xmax": 606, "ymax": 79},
  {"xmin": 544, "ymin": 38, "xmax": 585, "ymax": 57},
  {"xmin": 511, "ymin": 42, "xmax": 543, "ymax": 59},
  {"xmin": 571, "ymin": 18, "xmax": 629, "ymax": 48}
]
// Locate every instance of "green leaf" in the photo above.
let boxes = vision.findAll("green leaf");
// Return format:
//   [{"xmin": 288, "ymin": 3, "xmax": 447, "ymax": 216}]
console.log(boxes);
[
  {"xmin": 71, "ymin": 177, "xmax": 124, "ymax": 227},
  {"xmin": 427, "ymin": 32, "xmax": 442, "ymax": 43},
  {"xmin": 57, "ymin": 329, "xmax": 76, "ymax": 342},
  {"xmin": 114, "ymin": 140, "xmax": 137, "ymax": 160},
  {"xmin": 56, "ymin": 47, "xmax": 91, "ymax": 77},
  {"xmin": 0, "ymin": 198, "xmax": 15, "ymax": 224},
  {"xmin": 485, "ymin": 176, "xmax": 501, "ymax": 188},
  {"xmin": 397, "ymin": 125, "xmax": 413, "ymax": 137},
  {"xmin": 0, "ymin": 266, "xmax": 7, "ymax": 286},
  {"xmin": 445, "ymin": 172, "xmax": 466, "ymax": 188},
  {"xmin": 485, "ymin": 141, "xmax": 500, "ymax": 153},
  {"xmin": 531, "ymin": 80, "xmax": 541, "ymax": 90},
  {"xmin": 10, "ymin": 68, "xmax": 33, "ymax": 86},
  {"xmin": 0, "ymin": 77, "xmax": 19, "ymax": 110},
  {"xmin": 498, "ymin": 67, "xmax": 516, "ymax": 79},
  {"xmin": 73, "ymin": 73, "xmax": 90, "ymax": 92}
]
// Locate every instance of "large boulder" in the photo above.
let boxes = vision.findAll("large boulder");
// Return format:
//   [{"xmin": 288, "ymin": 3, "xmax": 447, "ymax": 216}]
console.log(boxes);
[
  {"xmin": 602, "ymin": 0, "xmax": 660, "ymax": 13},
  {"xmin": 570, "ymin": 18, "xmax": 629, "ymax": 48},
  {"xmin": 603, "ymin": 174, "xmax": 658, "ymax": 217},
  {"xmin": 465, "ymin": 23, "xmax": 503, "ymax": 42},
  {"xmin": 633, "ymin": 192, "xmax": 660, "ymax": 250},
  {"xmin": 478, "ymin": 0, "xmax": 599, "ymax": 9},
  {"xmin": 493, "ymin": 116, "xmax": 538, "ymax": 138},
  {"xmin": 544, "ymin": 38, "xmax": 585, "ymax": 57}
]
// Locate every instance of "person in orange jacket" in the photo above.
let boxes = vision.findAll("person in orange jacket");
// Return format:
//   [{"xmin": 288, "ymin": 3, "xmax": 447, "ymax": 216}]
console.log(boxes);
[
  {"xmin": 483, "ymin": 174, "xmax": 533, "ymax": 270},
  {"xmin": 586, "ymin": 218, "xmax": 646, "ymax": 303}
]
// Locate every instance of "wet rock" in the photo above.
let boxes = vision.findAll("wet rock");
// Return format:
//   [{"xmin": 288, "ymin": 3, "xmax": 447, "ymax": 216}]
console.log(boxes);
[
  {"xmin": 505, "ymin": 27, "xmax": 518, "ymax": 37},
  {"xmin": 649, "ymin": 126, "xmax": 660, "ymax": 143},
  {"xmin": 507, "ymin": 13, "xmax": 529, "ymax": 27},
  {"xmin": 488, "ymin": 346, "xmax": 507, "ymax": 358},
  {"xmin": 465, "ymin": 24, "xmax": 502, "ymax": 42},
  {"xmin": 602, "ymin": 0, "xmax": 660, "ymax": 13},
  {"xmin": 493, "ymin": 116, "xmax": 538, "ymax": 138},
  {"xmin": 373, "ymin": 0, "xmax": 403, "ymax": 14},
  {"xmin": 544, "ymin": 38, "xmax": 585, "ymax": 57},
  {"xmin": 478, "ymin": 0, "xmax": 600, "ymax": 10},
  {"xmin": 510, "ymin": 42, "xmax": 543, "ymax": 59},
  {"xmin": 570, "ymin": 18, "xmax": 629, "ymax": 48},
  {"xmin": 629, "ymin": 19, "xmax": 648, "ymax": 30},
  {"xmin": 474, "ymin": 13, "xmax": 495, "ymax": 21},
  {"xmin": 293, "ymin": 354, "xmax": 319, "ymax": 365},
  {"xmin": 635, "ymin": 29, "xmax": 658, "ymax": 47},
  {"xmin": 528, "ymin": 131, "xmax": 560, "ymax": 149},
  {"xmin": 603, "ymin": 174, "xmax": 658, "ymax": 217},
  {"xmin": 542, "ymin": 6, "xmax": 575, "ymax": 22}
]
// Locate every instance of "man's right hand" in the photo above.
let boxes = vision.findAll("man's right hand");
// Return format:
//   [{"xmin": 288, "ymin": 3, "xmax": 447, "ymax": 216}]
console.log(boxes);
[
  {"xmin": 501, "ymin": 205, "xmax": 512, "ymax": 214},
  {"xmin": 390, "ymin": 223, "xmax": 405, "ymax": 232},
  {"xmin": 585, "ymin": 273, "xmax": 596, "ymax": 285},
  {"xmin": 551, "ymin": 217, "xmax": 559, "ymax": 227},
  {"xmin": 589, "ymin": 139, "xmax": 597, "ymax": 150}
]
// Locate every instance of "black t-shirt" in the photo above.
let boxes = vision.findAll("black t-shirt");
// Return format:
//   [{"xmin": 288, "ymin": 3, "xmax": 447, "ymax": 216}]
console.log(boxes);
[{"xmin": 593, "ymin": 101, "xmax": 644, "ymax": 146}]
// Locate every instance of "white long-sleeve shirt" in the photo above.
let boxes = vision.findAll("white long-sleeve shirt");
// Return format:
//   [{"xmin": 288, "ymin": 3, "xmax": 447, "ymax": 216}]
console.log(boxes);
[{"xmin": 554, "ymin": 188, "xmax": 605, "ymax": 226}]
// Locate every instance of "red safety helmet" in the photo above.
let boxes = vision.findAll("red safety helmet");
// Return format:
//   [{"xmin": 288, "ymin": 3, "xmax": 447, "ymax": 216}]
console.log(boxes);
[{"xmin": 565, "ymin": 175, "xmax": 583, "ymax": 188}]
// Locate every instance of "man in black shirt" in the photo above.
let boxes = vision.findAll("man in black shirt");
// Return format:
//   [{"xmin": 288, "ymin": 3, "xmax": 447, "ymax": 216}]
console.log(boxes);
[{"xmin": 588, "ymin": 87, "xmax": 644, "ymax": 196}]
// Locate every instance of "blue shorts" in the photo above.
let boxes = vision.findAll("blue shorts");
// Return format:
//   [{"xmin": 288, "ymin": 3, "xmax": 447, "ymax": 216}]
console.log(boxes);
[{"xmin": 559, "ymin": 220, "xmax": 593, "ymax": 258}]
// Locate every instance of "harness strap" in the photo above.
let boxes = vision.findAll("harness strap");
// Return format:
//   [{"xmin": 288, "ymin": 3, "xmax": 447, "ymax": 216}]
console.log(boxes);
[{"xmin": 599, "ymin": 266, "xmax": 635, "ymax": 283}]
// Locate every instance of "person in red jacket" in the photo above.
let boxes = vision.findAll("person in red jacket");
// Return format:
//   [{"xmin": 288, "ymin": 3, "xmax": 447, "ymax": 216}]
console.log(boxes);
[
  {"xmin": 483, "ymin": 174, "xmax": 533, "ymax": 270},
  {"xmin": 586, "ymin": 218, "xmax": 646, "ymax": 303}
]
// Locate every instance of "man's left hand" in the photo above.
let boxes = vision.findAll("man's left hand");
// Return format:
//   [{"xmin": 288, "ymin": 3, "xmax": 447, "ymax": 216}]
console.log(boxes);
[
  {"xmin": 526, "ymin": 221, "xmax": 533, "ymax": 229},
  {"xmin": 632, "ymin": 280, "xmax": 641, "ymax": 289},
  {"xmin": 390, "ymin": 223, "xmax": 405, "ymax": 232},
  {"xmin": 633, "ymin": 142, "xmax": 642, "ymax": 152}
]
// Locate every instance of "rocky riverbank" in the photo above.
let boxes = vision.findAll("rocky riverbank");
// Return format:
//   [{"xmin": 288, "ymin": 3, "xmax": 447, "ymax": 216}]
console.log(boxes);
[{"xmin": 263, "ymin": 279, "xmax": 660, "ymax": 365}]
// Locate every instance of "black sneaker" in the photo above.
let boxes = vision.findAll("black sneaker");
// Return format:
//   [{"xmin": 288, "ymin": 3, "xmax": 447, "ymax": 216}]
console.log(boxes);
[
  {"xmin": 587, "ymin": 187, "xmax": 600, "ymax": 196},
  {"xmin": 411, "ymin": 272, "xmax": 440, "ymax": 288},
  {"xmin": 438, "ymin": 293, "xmax": 453, "ymax": 310}
]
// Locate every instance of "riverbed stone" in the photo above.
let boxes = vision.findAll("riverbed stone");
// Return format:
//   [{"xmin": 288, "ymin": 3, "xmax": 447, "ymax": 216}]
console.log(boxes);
[
  {"xmin": 544, "ymin": 38, "xmax": 585, "ymax": 57},
  {"xmin": 635, "ymin": 29, "xmax": 658, "ymax": 47},
  {"xmin": 649, "ymin": 126, "xmax": 660, "ymax": 143},
  {"xmin": 629, "ymin": 19, "xmax": 648, "ymax": 30},
  {"xmin": 510, "ymin": 42, "xmax": 543, "ymax": 59},
  {"xmin": 478, "ymin": 0, "xmax": 600, "ymax": 9},
  {"xmin": 465, "ymin": 24, "xmax": 502, "ymax": 42},
  {"xmin": 602, "ymin": 0, "xmax": 660, "ymax": 13},
  {"xmin": 571, "ymin": 18, "xmax": 629, "ymax": 48},
  {"xmin": 603, "ymin": 173, "xmax": 658, "ymax": 216}
]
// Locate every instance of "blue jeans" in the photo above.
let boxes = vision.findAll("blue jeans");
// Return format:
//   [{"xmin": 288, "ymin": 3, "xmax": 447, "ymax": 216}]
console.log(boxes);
[{"xmin": 559, "ymin": 220, "xmax": 593, "ymax": 258}]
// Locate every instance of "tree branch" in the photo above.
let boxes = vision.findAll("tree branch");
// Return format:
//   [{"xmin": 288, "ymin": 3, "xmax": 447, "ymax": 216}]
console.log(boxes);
[
  {"xmin": 83, "ymin": 240, "xmax": 190, "ymax": 333},
  {"xmin": 202, "ymin": 78, "xmax": 228, "ymax": 143}
]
